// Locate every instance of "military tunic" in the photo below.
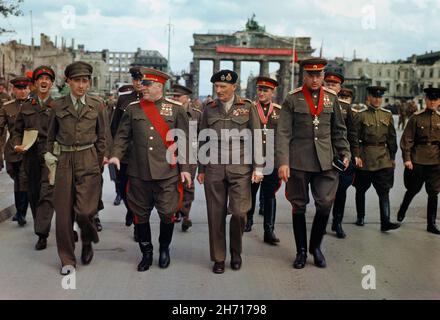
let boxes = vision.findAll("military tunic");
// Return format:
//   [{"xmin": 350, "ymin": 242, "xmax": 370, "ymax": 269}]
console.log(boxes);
[
  {"xmin": 47, "ymin": 94, "xmax": 107, "ymax": 267},
  {"xmin": 198, "ymin": 95, "xmax": 262, "ymax": 263},
  {"xmin": 12, "ymin": 96, "xmax": 55, "ymax": 237},
  {"xmin": 353, "ymin": 105, "xmax": 397, "ymax": 195},
  {"xmin": 400, "ymin": 108, "xmax": 440, "ymax": 196},
  {"xmin": 111, "ymin": 97, "xmax": 190, "ymax": 224},
  {"xmin": 276, "ymin": 86, "xmax": 350, "ymax": 213},
  {"xmin": 0, "ymin": 92, "xmax": 11, "ymax": 170}
]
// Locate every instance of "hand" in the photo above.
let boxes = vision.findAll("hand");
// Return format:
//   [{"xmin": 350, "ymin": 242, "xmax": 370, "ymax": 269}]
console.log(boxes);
[
  {"xmin": 404, "ymin": 161, "xmax": 413, "ymax": 170},
  {"xmin": 343, "ymin": 157, "xmax": 350, "ymax": 169},
  {"xmin": 102, "ymin": 157, "xmax": 109, "ymax": 166},
  {"xmin": 355, "ymin": 157, "xmax": 363, "ymax": 168},
  {"xmin": 108, "ymin": 157, "xmax": 120, "ymax": 170},
  {"xmin": 181, "ymin": 172, "xmax": 192, "ymax": 188},
  {"xmin": 278, "ymin": 165, "xmax": 290, "ymax": 183},
  {"xmin": 14, "ymin": 145, "xmax": 27, "ymax": 154},
  {"xmin": 197, "ymin": 173, "xmax": 205, "ymax": 185},
  {"xmin": 251, "ymin": 170, "xmax": 264, "ymax": 183}
]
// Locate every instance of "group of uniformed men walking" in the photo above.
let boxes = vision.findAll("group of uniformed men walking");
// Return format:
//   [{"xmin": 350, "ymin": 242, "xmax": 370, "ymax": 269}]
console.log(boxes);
[{"xmin": 0, "ymin": 56, "xmax": 439, "ymax": 276}]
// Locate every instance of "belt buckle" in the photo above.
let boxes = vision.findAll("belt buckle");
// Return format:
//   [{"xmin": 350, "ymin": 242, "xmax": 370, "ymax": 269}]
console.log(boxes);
[{"xmin": 73, "ymin": 145, "xmax": 79, "ymax": 151}]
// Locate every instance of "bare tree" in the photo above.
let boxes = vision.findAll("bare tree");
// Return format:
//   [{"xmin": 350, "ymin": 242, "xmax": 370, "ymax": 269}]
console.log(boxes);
[{"xmin": 0, "ymin": 0, "xmax": 23, "ymax": 35}]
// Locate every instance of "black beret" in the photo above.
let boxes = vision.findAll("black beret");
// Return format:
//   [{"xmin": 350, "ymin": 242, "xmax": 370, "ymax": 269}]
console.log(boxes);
[
  {"xmin": 65, "ymin": 61, "xmax": 93, "ymax": 79},
  {"xmin": 210, "ymin": 69, "xmax": 238, "ymax": 84},
  {"xmin": 423, "ymin": 87, "xmax": 440, "ymax": 100},
  {"xmin": 367, "ymin": 86, "xmax": 387, "ymax": 97}
]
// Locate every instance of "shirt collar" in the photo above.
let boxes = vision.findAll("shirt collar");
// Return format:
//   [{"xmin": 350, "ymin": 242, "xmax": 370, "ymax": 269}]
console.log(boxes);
[{"xmin": 70, "ymin": 94, "xmax": 86, "ymax": 106}]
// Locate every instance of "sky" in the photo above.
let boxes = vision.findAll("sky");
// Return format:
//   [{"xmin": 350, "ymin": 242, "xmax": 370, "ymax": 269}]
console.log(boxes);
[{"xmin": 1, "ymin": 0, "xmax": 440, "ymax": 95}]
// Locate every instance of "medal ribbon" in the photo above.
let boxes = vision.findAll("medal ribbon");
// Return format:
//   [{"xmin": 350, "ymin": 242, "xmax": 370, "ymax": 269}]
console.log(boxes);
[
  {"xmin": 256, "ymin": 100, "xmax": 274, "ymax": 126},
  {"xmin": 302, "ymin": 86, "xmax": 324, "ymax": 118}
]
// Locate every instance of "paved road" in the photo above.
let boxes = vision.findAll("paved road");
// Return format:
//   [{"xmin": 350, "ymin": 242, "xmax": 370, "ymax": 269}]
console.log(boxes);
[{"xmin": 0, "ymin": 121, "xmax": 439, "ymax": 300}]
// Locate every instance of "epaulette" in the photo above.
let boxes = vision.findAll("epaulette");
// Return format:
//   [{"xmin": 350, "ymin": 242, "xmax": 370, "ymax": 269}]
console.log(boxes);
[
  {"xmin": 338, "ymin": 99, "xmax": 349, "ymax": 105},
  {"xmin": 208, "ymin": 100, "xmax": 217, "ymax": 108},
  {"xmin": 118, "ymin": 90, "xmax": 133, "ymax": 96},
  {"xmin": 273, "ymin": 103, "xmax": 282, "ymax": 109},
  {"xmin": 352, "ymin": 105, "xmax": 368, "ymax": 113},
  {"xmin": 165, "ymin": 97, "xmax": 183, "ymax": 106},
  {"xmin": 192, "ymin": 107, "xmax": 202, "ymax": 114},
  {"xmin": 127, "ymin": 101, "xmax": 139, "ymax": 108},
  {"xmin": 289, "ymin": 87, "xmax": 302, "ymax": 95},
  {"xmin": 236, "ymin": 98, "xmax": 252, "ymax": 106},
  {"xmin": 414, "ymin": 109, "xmax": 425, "ymax": 115},
  {"xmin": 380, "ymin": 107, "xmax": 392, "ymax": 113},
  {"xmin": 436, "ymin": 110, "xmax": 440, "ymax": 116},
  {"xmin": 324, "ymin": 87, "xmax": 337, "ymax": 96},
  {"xmin": 3, "ymin": 99, "xmax": 15, "ymax": 105}
]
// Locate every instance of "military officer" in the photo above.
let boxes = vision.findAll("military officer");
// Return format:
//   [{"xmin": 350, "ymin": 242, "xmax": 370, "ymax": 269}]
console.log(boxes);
[
  {"xmin": 397, "ymin": 87, "xmax": 440, "ymax": 234},
  {"xmin": 47, "ymin": 61, "xmax": 107, "ymax": 274},
  {"xmin": 110, "ymin": 67, "xmax": 191, "ymax": 272},
  {"xmin": 352, "ymin": 86, "xmax": 400, "ymax": 231},
  {"xmin": 12, "ymin": 66, "xmax": 56, "ymax": 250},
  {"xmin": 245, "ymin": 76, "xmax": 281, "ymax": 245},
  {"xmin": 197, "ymin": 69, "xmax": 263, "ymax": 274},
  {"xmin": 338, "ymin": 88, "xmax": 354, "ymax": 105},
  {"xmin": 168, "ymin": 84, "xmax": 202, "ymax": 232},
  {"xmin": 0, "ymin": 78, "xmax": 11, "ymax": 172},
  {"xmin": 110, "ymin": 67, "xmax": 143, "ymax": 231},
  {"xmin": 0, "ymin": 77, "xmax": 31, "ymax": 226},
  {"xmin": 276, "ymin": 58, "xmax": 350, "ymax": 269},
  {"xmin": 324, "ymin": 71, "xmax": 359, "ymax": 239}
]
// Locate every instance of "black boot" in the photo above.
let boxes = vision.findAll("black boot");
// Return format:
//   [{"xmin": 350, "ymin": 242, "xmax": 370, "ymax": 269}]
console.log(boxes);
[
  {"xmin": 158, "ymin": 221, "xmax": 174, "ymax": 269},
  {"xmin": 244, "ymin": 211, "xmax": 253, "ymax": 232},
  {"xmin": 397, "ymin": 191, "xmax": 415, "ymax": 222},
  {"xmin": 380, "ymin": 194, "xmax": 400, "ymax": 232},
  {"xmin": 355, "ymin": 191, "xmax": 365, "ymax": 226},
  {"xmin": 263, "ymin": 198, "xmax": 279, "ymax": 245},
  {"xmin": 292, "ymin": 213, "xmax": 307, "ymax": 269},
  {"xmin": 309, "ymin": 214, "xmax": 330, "ymax": 268},
  {"xmin": 114, "ymin": 193, "xmax": 122, "ymax": 206},
  {"xmin": 427, "ymin": 195, "xmax": 440, "ymax": 235},
  {"xmin": 136, "ymin": 223, "xmax": 153, "ymax": 272},
  {"xmin": 16, "ymin": 191, "xmax": 28, "ymax": 227},
  {"xmin": 332, "ymin": 190, "xmax": 347, "ymax": 239},
  {"xmin": 125, "ymin": 210, "xmax": 134, "ymax": 227}
]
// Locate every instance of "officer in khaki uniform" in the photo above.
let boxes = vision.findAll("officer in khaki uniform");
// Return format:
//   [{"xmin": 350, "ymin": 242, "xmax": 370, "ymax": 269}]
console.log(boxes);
[
  {"xmin": 0, "ymin": 77, "xmax": 31, "ymax": 226},
  {"xmin": 12, "ymin": 66, "xmax": 56, "ymax": 250},
  {"xmin": 47, "ymin": 61, "xmax": 107, "ymax": 274},
  {"xmin": 324, "ymin": 71, "xmax": 359, "ymax": 239},
  {"xmin": 168, "ymin": 84, "xmax": 202, "ymax": 232},
  {"xmin": 276, "ymin": 58, "xmax": 350, "ymax": 269},
  {"xmin": 245, "ymin": 76, "xmax": 282, "ymax": 245},
  {"xmin": 0, "ymin": 78, "xmax": 11, "ymax": 171},
  {"xmin": 197, "ymin": 70, "xmax": 263, "ymax": 274},
  {"xmin": 110, "ymin": 67, "xmax": 192, "ymax": 272},
  {"xmin": 110, "ymin": 67, "xmax": 144, "ymax": 230},
  {"xmin": 352, "ymin": 86, "xmax": 400, "ymax": 232},
  {"xmin": 397, "ymin": 87, "xmax": 440, "ymax": 234}
]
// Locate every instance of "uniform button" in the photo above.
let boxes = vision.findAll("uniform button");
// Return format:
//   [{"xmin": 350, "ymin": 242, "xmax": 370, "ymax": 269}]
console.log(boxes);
[
  {"xmin": 149, "ymin": 137, "xmax": 153, "ymax": 140},
  {"xmin": 263, "ymin": 140, "xmax": 266, "ymax": 144},
  {"xmin": 315, "ymin": 137, "xmax": 318, "ymax": 141},
  {"xmin": 150, "ymin": 127, "xmax": 154, "ymax": 130},
  {"xmin": 149, "ymin": 147, "xmax": 153, "ymax": 151},
  {"xmin": 315, "ymin": 127, "xmax": 319, "ymax": 130}
]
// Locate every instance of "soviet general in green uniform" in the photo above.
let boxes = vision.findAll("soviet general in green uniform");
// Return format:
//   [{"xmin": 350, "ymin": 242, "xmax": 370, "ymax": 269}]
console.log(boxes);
[
  {"xmin": 397, "ymin": 87, "xmax": 440, "ymax": 234},
  {"xmin": 276, "ymin": 58, "xmax": 350, "ymax": 269},
  {"xmin": 110, "ymin": 67, "xmax": 191, "ymax": 272},
  {"xmin": 197, "ymin": 69, "xmax": 263, "ymax": 274},
  {"xmin": 352, "ymin": 86, "xmax": 400, "ymax": 232},
  {"xmin": 47, "ymin": 62, "xmax": 107, "ymax": 274}
]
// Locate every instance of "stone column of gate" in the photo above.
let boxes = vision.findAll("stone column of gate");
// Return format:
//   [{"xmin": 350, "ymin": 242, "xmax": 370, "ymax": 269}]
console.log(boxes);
[
  {"xmin": 233, "ymin": 60, "xmax": 242, "ymax": 95},
  {"xmin": 260, "ymin": 60, "xmax": 270, "ymax": 76},
  {"xmin": 278, "ymin": 61, "xmax": 291, "ymax": 103},
  {"xmin": 191, "ymin": 58, "xmax": 200, "ymax": 99},
  {"xmin": 212, "ymin": 59, "xmax": 221, "ymax": 96}
]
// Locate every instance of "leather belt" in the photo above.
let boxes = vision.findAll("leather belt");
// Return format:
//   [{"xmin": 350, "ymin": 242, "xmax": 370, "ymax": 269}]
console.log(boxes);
[{"xmin": 59, "ymin": 144, "xmax": 94, "ymax": 152}]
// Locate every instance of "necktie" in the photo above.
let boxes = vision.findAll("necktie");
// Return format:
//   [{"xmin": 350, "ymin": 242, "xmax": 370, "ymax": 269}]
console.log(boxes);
[{"xmin": 76, "ymin": 100, "xmax": 83, "ymax": 113}]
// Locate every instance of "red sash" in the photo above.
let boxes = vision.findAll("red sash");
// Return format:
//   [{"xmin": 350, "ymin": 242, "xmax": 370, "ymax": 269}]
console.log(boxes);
[
  {"xmin": 139, "ymin": 99, "xmax": 177, "ymax": 168},
  {"xmin": 302, "ymin": 86, "xmax": 324, "ymax": 118},
  {"xmin": 256, "ymin": 100, "xmax": 274, "ymax": 126}
]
